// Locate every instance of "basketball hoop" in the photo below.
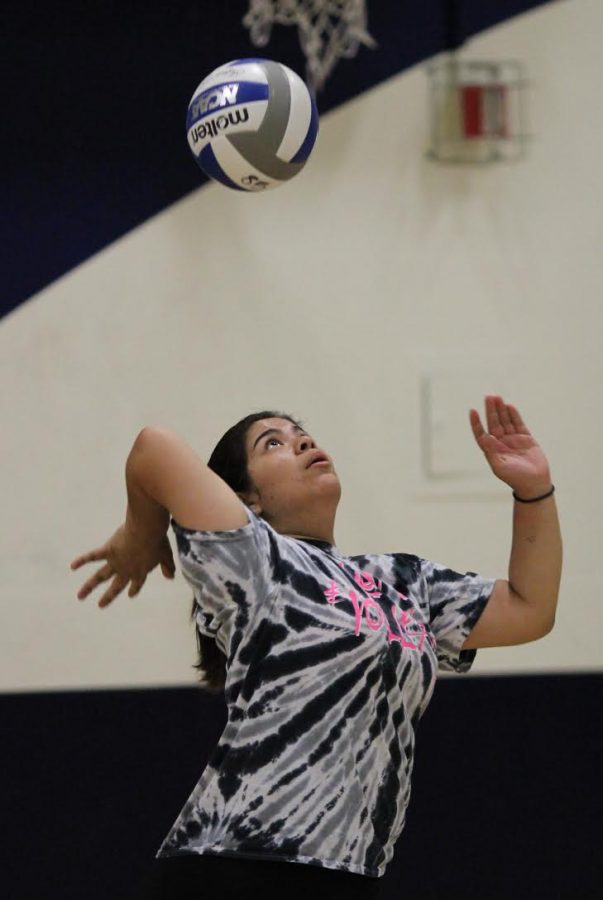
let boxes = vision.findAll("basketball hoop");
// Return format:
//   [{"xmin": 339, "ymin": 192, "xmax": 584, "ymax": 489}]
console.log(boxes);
[
  {"xmin": 243, "ymin": 0, "xmax": 376, "ymax": 91},
  {"xmin": 427, "ymin": 58, "xmax": 529, "ymax": 164}
]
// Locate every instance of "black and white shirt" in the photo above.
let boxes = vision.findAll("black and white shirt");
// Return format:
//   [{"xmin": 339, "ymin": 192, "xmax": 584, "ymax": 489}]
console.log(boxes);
[{"xmin": 157, "ymin": 507, "xmax": 495, "ymax": 878}]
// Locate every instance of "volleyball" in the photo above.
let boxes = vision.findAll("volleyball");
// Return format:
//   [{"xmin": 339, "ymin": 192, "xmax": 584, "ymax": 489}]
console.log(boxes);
[{"xmin": 186, "ymin": 58, "xmax": 319, "ymax": 192}]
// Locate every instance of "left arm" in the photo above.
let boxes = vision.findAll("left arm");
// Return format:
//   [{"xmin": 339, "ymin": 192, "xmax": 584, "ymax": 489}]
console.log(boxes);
[{"xmin": 462, "ymin": 396, "xmax": 562, "ymax": 650}]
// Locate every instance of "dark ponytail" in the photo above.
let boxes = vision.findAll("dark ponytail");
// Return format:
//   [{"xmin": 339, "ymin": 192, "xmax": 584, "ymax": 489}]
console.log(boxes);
[
  {"xmin": 192, "ymin": 410, "xmax": 302, "ymax": 692},
  {"xmin": 193, "ymin": 632, "xmax": 228, "ymax": 694}
]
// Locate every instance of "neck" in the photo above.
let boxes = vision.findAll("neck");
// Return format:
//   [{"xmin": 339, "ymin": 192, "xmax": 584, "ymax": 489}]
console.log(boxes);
[
  {"xmin": 265, "ymin": 507, "xmax": 337, "ymax": 546},
  {"xmin": 285, "ymin": 531, "xmax": 335, "ymax": 545}
]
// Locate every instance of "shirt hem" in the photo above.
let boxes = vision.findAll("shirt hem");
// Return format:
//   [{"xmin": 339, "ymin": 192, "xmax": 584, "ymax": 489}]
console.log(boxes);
[{"xmin": 156, "ymin": 845, "xmax": 382, "ymax": 879}]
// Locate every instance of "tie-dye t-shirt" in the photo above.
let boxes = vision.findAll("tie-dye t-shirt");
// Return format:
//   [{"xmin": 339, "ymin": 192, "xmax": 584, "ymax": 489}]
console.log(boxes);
[{"xmin": 157, "ymin": 506, "xmax": 495, "ymax": 878}]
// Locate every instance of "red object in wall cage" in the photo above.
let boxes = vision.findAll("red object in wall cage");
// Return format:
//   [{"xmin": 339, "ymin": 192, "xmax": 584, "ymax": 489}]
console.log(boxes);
[{"xmin": 461, "ymin": 84, "xmax": 509, "ymax": 138}]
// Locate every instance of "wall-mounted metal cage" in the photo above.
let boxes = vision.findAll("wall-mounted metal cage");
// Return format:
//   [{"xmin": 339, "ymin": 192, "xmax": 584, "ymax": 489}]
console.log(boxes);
[{"xmin": 426, "ymin": 59, "xmax": 529, "ymax": 164}]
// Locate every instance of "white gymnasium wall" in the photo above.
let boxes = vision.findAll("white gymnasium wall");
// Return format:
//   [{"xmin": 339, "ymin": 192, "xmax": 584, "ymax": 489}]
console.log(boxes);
[{"xmin": 2, "ymin": 0, "xmax": 601, "ymax": 690}]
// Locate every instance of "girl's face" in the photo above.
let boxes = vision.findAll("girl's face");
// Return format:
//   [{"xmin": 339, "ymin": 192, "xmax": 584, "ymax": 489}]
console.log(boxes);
[{"xmin": 242, "ymin": 417, "xmax": 341, "ymax": 524}]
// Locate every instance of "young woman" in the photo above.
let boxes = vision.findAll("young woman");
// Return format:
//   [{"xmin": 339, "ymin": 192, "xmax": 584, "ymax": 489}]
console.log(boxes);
[{"xmin": 71, "ymin": 395, "xmax": 562, "ymax": 899}]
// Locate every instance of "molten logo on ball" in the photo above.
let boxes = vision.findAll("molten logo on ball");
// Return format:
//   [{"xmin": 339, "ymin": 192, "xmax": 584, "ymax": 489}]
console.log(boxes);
[
  {"xmin": 190, "ymin": 109, "xmax": 250, "ymax": 145},
  {"xmin": 186, "ymin": 58, "xmax": 319, "ymax": 192}
]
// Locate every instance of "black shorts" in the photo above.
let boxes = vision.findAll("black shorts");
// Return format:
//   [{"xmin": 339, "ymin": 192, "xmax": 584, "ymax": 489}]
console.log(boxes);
[{"xmin": 146, "ymin": 854, "xmax": 383, "ymax": 900}]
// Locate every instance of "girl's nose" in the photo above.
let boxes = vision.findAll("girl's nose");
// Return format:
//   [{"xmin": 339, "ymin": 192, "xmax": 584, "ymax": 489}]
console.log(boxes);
[{"xmin": 298, "ymin": 435, "xmax": 315, "ymax": 452}]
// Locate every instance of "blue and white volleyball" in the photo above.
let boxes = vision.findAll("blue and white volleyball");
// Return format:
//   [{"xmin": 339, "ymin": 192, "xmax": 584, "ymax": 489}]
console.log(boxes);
[{"xmin": 186, "ymin": 58, "xmax": 319, "ymax": 192}]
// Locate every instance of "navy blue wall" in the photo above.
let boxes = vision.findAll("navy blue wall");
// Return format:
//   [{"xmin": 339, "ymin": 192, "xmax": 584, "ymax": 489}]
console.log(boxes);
[
  {"xmin": 3, "ymin": 0, "xmax": 553, "ymax": 318},
  {"xmin": 2, "ymin": 674, "xmax": 600, "ymax": 899}
]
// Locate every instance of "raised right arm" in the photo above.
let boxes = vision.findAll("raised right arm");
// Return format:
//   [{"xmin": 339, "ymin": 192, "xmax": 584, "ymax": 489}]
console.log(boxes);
[
  {"xmin": 126, "ymin": 426, "xmax": 248, "ymax": 533},
  {"xmin": 71, "ymin": 427, "xmax": 249, "ymax": 607}
]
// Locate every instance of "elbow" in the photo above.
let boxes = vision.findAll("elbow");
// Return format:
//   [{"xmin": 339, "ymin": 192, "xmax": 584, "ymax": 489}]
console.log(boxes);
[
  {"xmin": 131, "ymin": 426, "xmax": 173, "ymax": 460},
  {"xmin": 134, "ymin": 425, "xmax": 164, "ymax": 447},
  {"xmin": 542, "ymin": 610, "xmax": 556, "ymax": 636},
  {"xmin": 513, "ymin": 583, "xmax": 558, "ymax": 640},
  {"xmin": 128, "ymin": 428, "xmax": 154, "ymax": 469},
  {"xmin": 127, "ymin": 427, "xmax": 166, "ymax": 483},
  {"xmin": 522, "ymin": 600, "xmax": 557, "ymax": 642},
  {"xmin": 537, "ymin": 599, "xmax": 558, "ymax": 638},
  {"xmin": 524, "ymin": 614, "xmax": 555, "ymax": 643},
  {"xmin": 539, "ymin": 616, "xmax": 555, "ymax": 638}
]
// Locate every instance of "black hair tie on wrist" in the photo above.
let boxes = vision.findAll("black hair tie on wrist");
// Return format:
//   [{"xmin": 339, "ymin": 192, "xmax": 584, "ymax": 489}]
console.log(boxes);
[{"xmin": 512, "ymin": 485, "xmax": 555, "ymax": 503}]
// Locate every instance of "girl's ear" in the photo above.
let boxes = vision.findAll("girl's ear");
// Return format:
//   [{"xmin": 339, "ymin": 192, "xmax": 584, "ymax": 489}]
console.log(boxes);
[{"xmin": 237, "ymin": 490, "xmax": 262, "ymax": 517}]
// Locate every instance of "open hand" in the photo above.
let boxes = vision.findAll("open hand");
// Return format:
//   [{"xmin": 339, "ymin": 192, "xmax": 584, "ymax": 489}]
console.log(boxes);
[
  {"xmin": 469, "ymin": 396, "xmax": 552, "ymax": 498},
  {"xmin": 71, "ymin": 522, "xmax": 176, "ymax": 608}
]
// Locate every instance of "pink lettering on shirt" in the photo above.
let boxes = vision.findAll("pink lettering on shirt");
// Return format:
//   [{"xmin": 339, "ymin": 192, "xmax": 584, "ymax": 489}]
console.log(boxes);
[
  {"xmin": 323, "ymin": 567, "xmax": 435, "ymax": 654},
  {"xmin": 364, "ymin": 596, "xmax": 385, "ymax": 631},
  {"xmin": 347, "ymin": 589, "xmax": 365, "ymax": 636}
]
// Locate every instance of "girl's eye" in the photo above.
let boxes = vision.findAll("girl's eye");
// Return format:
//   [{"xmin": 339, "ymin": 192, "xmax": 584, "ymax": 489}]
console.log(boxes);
[{"xmin": 266, "ymin": 438, "xmax": 281, "ymax": 449}]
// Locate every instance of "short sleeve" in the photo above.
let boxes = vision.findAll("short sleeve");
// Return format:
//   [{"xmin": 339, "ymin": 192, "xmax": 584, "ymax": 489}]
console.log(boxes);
[
  {"xmin": 420, "ymin": 559, "xmax": 495, "ymax": 674},
  {"xmin": 170, "ymin": 505, "xmax": 278, "ymax": 653}
]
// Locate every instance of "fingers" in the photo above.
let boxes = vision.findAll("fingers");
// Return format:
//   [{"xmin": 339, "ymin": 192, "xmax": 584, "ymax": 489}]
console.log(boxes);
[
  {"xmin": 161, "ymin": 562, "xmax": 176, "ymax": 579},
  {"xmin": 70, "ymin": 546, "xmax": 107, "ymax": 571},
  {"xmin": 482, "ymin": 395, "xmax": 528, "ymax": 436},
  {"xmin": 496, "ymin": 398, "xmax": 515, "ymax": 433},
  {"xmin": 485, "ymin": 395, "xmax": 506, "ymax": 436},
  {"xmin": 508, "ymin": 403, "xmax": 530, "ymax": 434},
  {"xmin": 98, "ymin": 574, "xmax": 128, "ymax": 609},
  {"xmin": 469, "ymin": 408, "xmax": 485, "ymax": 440},
  {"xmin": 77, "ymin": 568, "xmax": 146, "ymax": 606},
  {"xmin": 76, "ymin": 563, "xmax": 113, "ymax": 601},
  {"xmin": 128, "ymin": 576, "xmax": 146, "ymax": 598},
  {"xmin": 470, "ymin": 396, "xmax": 526, "ymax": 454},
  {"xmin": 160, "ymin": 543, "xmax": 176, "ymax": 579},
  {"xmin": 469, "ymin": 408, "xmax": 498, "ymax": 453},
  {"xmin": 72, "ymin": 537, "xmax": 177, "ymax": 605}
]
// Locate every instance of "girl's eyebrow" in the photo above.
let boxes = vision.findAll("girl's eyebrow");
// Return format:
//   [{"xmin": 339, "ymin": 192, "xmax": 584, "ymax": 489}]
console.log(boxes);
[{"xmin": 252, "ymin": 425, "xmax": 304, "ymax": 450}]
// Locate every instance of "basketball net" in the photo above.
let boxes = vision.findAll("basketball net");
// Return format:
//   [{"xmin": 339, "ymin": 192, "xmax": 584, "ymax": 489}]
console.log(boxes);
[{"xmin": 243, "ymin": 0, "xmax": 376, "ymax": 91}]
